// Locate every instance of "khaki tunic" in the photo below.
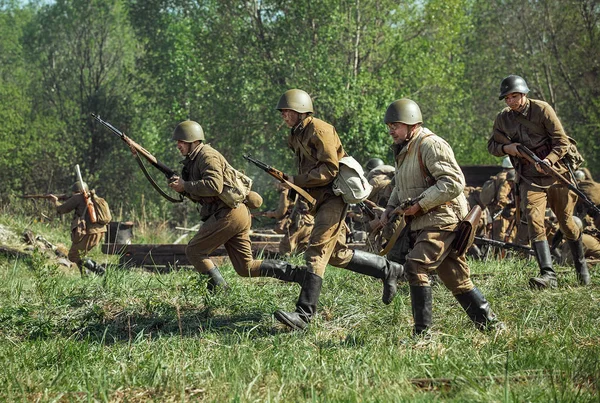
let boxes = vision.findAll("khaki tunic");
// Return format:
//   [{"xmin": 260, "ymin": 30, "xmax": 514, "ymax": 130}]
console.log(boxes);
[
  {"xmin": 182, "ymin": 143, "xmax": 262, "ymax": 275},
  {"xmin": 389, "ymin": 127, "xmax": 473, "ymax": 294},
  {"xmin": 288, "ymin": 116, "xmax": 353, "ymax": 276},
  {"xmin": 56, "ymin": 193, "xmax": 107, "ymax": 265},
  {"xmin": 488, "ymin": 98, "xmax": 580, "ymax": 242}
]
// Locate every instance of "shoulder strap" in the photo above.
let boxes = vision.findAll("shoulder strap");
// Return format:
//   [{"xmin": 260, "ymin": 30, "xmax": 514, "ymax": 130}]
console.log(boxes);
[
  {"xmin": 415, "ymin": 133, "xmax": 435, "ymax": 185},
  {"xmin": 515, "ymin": 114, "xmax": 547, "ymax": 136}
]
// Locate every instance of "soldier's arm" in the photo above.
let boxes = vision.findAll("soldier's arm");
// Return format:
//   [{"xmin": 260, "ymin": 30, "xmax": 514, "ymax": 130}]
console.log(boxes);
[
  {"xmin": 183, "ymin": 154, "xmax": 224, "ymax": 197},
  {"xmin": 293, "ymin": 130, "xmax": 340, "ymax": 188}
]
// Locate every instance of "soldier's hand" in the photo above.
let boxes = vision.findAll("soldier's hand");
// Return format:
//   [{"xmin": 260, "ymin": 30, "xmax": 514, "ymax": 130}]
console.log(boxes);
[
  {"xmin": 404, "ymin": 202, "xmax": 422, "ymax": 217},
  {"xmin": 47, "ymin": 194, "xmax": 59, "ymax": 204},
  {"xmin": 168, "ymin": 176, "xmax": 185, "ymax": 193},
  {"xmin": 380, "ymin": 206, "xmax": 394, "ymax": 226},
  {"xmin": 534, "ymin": 158, "xmax": 551, "ymax": 174},
  {"xmin": 503, "ymin": 143, "xmax": 522, "ymax": 158}
]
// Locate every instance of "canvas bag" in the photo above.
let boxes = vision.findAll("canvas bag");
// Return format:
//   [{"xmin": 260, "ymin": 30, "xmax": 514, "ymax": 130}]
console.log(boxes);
[
  {"xmin": 332, "ymin": 156, "xmax": 373, "ymax": 204},
  {"xmin": 91, "ymin": 192, "xmax": 112, "ymax": 225},
  {"xmin": 218, "ymin": 163, "xmax": 253, "ymax": 209}
]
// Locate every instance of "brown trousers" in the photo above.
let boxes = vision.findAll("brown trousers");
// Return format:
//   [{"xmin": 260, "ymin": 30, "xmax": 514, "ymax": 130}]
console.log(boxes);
[
  {"xmin": 521, "ymin": 182, "xmax": 580, "ymax": 242},
  {"xmin": 186, "ymin": 204, "xmax": 262, "ymax": 276},
  {"xmin": 304, "ymin": 195, "xmax": 354, "ymax": 277},
  {"xmin": 68, "ymin": 232, "xmax": 104, "ymax": 265},
  {"xmin": 405, "ymin": 224, "xmax": 474, "ymax": 295}
]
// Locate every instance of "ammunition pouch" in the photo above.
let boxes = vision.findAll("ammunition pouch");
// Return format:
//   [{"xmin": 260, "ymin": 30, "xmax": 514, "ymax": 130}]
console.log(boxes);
[{"xmin": 453, "ymin": 205, "xmax": 483, "ymax": 256}]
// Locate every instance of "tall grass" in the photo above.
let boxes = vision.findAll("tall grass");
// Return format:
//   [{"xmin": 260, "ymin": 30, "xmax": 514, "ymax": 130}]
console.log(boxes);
[{"xmin": 0, "ymin": 211, "xmax": 598, "ymax": 401}]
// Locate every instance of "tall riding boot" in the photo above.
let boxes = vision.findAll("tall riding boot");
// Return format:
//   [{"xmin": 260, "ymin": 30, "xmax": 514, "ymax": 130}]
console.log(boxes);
[
  {"xmin": 529, "ymin": 240, "xmax": 557, "ymax": 289},
  {"xmin": 204, "ymin": 267, "xmax": 229, "ymax": 293},
  {"xmin": 258, "ymin": 260, "xmax": 306, "ymax": 284},
  {"xmin": 82, "ymin": 258, "xmax": 106, "ymax": 276},
  {"xmin": 567, "ymin": 236, "xmax": 591, "ymax": 285},
  {"xmin": 455, "ymin": 288, "xmax": 505, "ymax": 331},
  {"xmin": 274, "ymin": 271, "xmax": 323, "ymax": 330},
  {"xmin": 344, "ymin": 250, "xmax": 405, "ymax": 305},
  {"xmin": 410, "ymin": 286, "xmax": 432, "ymax": 336}
]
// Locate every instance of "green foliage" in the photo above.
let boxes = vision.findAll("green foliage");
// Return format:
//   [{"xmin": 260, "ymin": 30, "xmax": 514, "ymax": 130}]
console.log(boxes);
[{"xmin": 1, "ymin": 0, "xmax": 600, "ymax": 216}]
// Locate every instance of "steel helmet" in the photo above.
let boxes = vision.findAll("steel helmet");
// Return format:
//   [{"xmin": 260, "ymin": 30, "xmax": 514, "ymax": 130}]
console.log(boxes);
[
  {"xmin": 366, "ymin": 158, "xmax": 384, "ymax": 172},
  {"xmin": 384, "ymin": 99, "xmax": 423, "ymax": 125},
  {"xmin": 574, "ymin": 170, "xmax": 586, "ymax": 181},
  {"xmin": 72, "ymin": 181, "xmax": 89, "ymax": 193},
  {"xmin": 502, "ymin": 156, "xmax": 514, "ymax": 169},
  {"xmin": 276, "ymin": 89, "xmax": 314, "ymax": 113},
  {"xmin": 172, "ymin": 120, "xmax": 205, "ymax": 142},
  {"xmin": 499, "ymin": 75, "xmax": 530, "ymax": 100},
  {"xmin": 572, "ymin": 215, "xmax": 583, "ymax": 230}
]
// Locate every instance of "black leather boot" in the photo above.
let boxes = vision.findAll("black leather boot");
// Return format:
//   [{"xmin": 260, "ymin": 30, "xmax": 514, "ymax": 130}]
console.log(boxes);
[
  {"xmin": 344, "ymin": 250, "xmax": 404, "ymax": 305},
  {"xmin": 274, "ymin": 271, "xmax": 323, "ymax": 330},
  {"xmin": 410, "ymin": 286, "xmax": 432, "ymax": 336},
  {"xmin": 258, "ymin": 260, "xmax": 306, "ymax": 284},
  {"xmin": 529, "ymin": 240, "xmax": 557, "ymax": 289},
  {"xmin": 205, "ymin": 267, "xmax": 228, "ymax": 293},
  {"xmin": 567, "ymin": 236, "xmax": 591, "ymax": 285},
  {"xmin": 82, "ymin": 258, "xmax": 106, "ymax": 275},
  {"xmin": 455, "ymin": 288, "xmax": 505, "ymax": 331}
]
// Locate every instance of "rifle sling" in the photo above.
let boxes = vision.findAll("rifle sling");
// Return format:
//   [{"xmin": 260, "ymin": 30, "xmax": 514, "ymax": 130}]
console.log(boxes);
[{"xmin": 134, "ymin": 154, "xmax": 184, "ymax": 203}]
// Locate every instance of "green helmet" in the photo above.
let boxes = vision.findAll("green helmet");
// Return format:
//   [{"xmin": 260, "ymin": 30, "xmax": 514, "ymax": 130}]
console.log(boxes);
[
  {"xmin": 172, "ymin": 120, "xmax": 205, "ymax": 142},
  {"xmin": 72, "ymin": 181, "xmax": 89, "ymax": 193},
  {"xmin": 366, "ymin": 158, "xmax": 384, "ymax": 172},
  {"xmin": 384, "ymin": 99, "xmax": 423, "ymax": 125},
  {"xmin": 498, "ymin": 75, "xmax": 530, "ymax": 100},
  {"xmin": 276, "ymin": 89, "xmax": 314, "ymax": 113}
]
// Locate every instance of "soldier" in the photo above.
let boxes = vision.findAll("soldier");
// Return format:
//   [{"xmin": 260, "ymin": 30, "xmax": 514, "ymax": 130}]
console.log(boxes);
[
  {"xmin": 168, "ymin": 120, "xmax": 317, "ymax": 293},
  {"xmin": 380, "ymin": 98, "xmax": 503, "ymax": 335},
  {"xmin": 48, "ymin": 182, "xmax": 108, "ymax": 276},
  {"xmin": 263, "ymin": 89, "xmax": 405, "ymax": 331},
  {"xmin": 488, "ymin": 74, "xmax": 590, "ymax": 287}
]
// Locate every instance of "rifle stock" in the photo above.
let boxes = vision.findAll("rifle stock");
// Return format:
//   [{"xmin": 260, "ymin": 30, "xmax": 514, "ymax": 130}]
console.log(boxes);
[
  {"xmin": 75, "ymin": 164, "xmax": 97, "ymax": 223},
  {"xmin": 243, "ymin": 154, "xmax": 317, "ymax": 206},
  {"xmin": 378, "ymin": 195, "xmax": 424, "ymax": 256},
  {"xmin": 495, "ymin": 132, "xmax": 600, "ymax": 217}
]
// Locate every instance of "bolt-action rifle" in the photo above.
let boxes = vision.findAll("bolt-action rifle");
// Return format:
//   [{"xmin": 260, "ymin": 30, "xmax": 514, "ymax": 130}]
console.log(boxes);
[
  {"xmin": 378, "ymin": 195, "xmax": 425, "ymax": 256},
  {"xmin": 243, "ymin": 154, "xmax": 317, "ymax": 206},
  {"xmin": 494, "ymin": 132, "xmax": 600, "ymax": 217},
  {"xmin": 91, "ymin": 114, "xmax": 183, "ymax": 203},
  {"xmin": 76, "ymin": 164, "xmax": 98, "ymax": 223},
  {"xmin": 473, "ymin": 236, "xmax": 534, "ymax": 256},
  {"xmin": 21, "ymin": 194, "xmax": 69, "ymax": 200}
]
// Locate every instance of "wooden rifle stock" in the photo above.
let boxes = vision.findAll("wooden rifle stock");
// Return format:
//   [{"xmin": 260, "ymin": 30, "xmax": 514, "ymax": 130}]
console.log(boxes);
[{"xmin": 243, "ymin": 154, "xmax": 317, "ymax": 206}]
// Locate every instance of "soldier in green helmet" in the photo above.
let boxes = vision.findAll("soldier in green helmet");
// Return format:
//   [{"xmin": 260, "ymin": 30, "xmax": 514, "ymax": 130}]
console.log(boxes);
[
  {"xmin": 488, "ymin": 74, "xmax": 590, "ymax": 288},
  {"xmin": 259, "ymin": 89, "xmax": 405, "ymax": 331},
  {"xmin": 380, "ymin": 98, "xmax": 503, "ymax": 336},
  {"xmin": 48, "ymin": 181, "xmax": 108, "ymax": 276},
  {"xmin": 168, "ymin": 120, "xmax": 322, "ymax": 293}
]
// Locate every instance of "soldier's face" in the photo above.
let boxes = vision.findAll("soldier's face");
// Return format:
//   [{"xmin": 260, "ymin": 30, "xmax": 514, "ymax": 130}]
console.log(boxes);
[
  {"xmin": 387, "ymin": 122, "xmax": 410, "ymax": 144},
  {"xmin": 280, "ymin": 109, "xmax": 300, "ymax": 128},
  {"xmin": 176, "ymin": 140, "xmax": 192, "ymax": 156},
  {"xmin": 504, "ymin": 92, "xmax": 527, "ymax": 112}
]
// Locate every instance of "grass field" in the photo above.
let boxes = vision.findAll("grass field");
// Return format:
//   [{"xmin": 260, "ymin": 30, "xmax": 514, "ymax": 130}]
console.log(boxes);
[{"xmin": 0, "ymin": 212, "xmax": 599, "ymax": 402}]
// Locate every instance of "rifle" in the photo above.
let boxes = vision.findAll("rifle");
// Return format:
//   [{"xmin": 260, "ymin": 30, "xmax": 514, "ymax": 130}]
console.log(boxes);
[
  {"xmin": 22, "ymin": 194, "xmax": 69, "ymax": 200},
  {"xmin": 379, "ymin": 195, "xmax": 425, "ymax": 256},
  {"xmin": 473, "ymin": 236, "xmax": 534, "ymax": 256},
  {"xmin": 91, "ymin": 114, "xmax": 183, "ymax": 203},
  {"xmin": 243, "ymin": 154, "xmax": 317, "ymax": 206},
  {"xmin": 495, "ymin": 133, "xmax": 600, "ymax": 217},
  {"xmin": 76, "ymin": 164, "xmax": 98, "ymax": 223}
]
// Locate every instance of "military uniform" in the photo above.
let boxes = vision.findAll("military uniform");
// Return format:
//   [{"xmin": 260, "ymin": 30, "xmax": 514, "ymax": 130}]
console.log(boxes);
[
  {"xmin": 488, "ymin": 95, "xmax": 589, "ymax": 286},
  {"xmin": 56, "ymin": 192, "xmax": 107, "ymax": 273},
  {"xmin": 385, "ymin": 98, "xmax": 502, "ymax": 335},
  {"xmin": 181, "ymin": 142, "xmax": 263, "ymax": 278},
  {"xmin": 269, "ymin": 89, "xmax": 404, "ymax": 331},
  {"xmin": 266, "ymin": 187, "xmax": 313, "ymax": 255}
]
